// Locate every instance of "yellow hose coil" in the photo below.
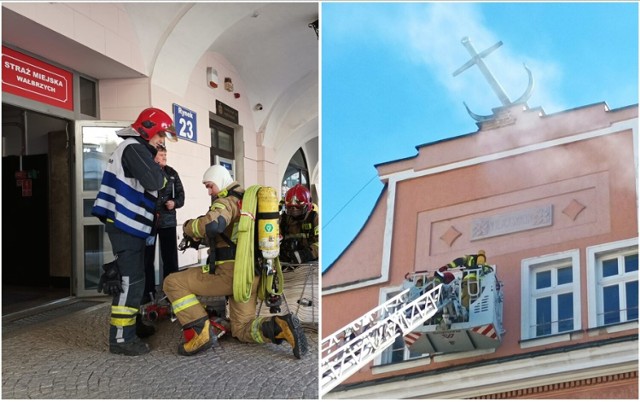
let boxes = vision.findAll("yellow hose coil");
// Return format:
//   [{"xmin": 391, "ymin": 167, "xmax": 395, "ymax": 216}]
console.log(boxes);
[
  {"xmin": 233, "ymin": 185, "xmax": 284, "ymax": 303},
  {"xmin": 233, "ymin": 185, "xmax": 259, "ymax": 302}
]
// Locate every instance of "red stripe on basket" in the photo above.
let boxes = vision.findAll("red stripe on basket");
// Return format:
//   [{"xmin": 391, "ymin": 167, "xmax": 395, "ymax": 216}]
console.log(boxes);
[
  {"xmin": 404, "ymin": 332, "xmax": 421, "ymax": 346},
  {"xmin": 472, "ymin": 324, "xmax": 496, "ymax": 339}
]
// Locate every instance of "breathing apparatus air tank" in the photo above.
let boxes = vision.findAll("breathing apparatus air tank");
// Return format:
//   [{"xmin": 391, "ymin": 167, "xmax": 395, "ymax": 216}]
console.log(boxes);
[{"xmin": 257, "ymin": 186, "xmax": 280, "ymax": 275}]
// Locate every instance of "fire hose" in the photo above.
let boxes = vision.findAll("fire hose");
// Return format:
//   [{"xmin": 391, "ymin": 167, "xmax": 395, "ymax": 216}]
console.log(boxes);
[{"xmin": 234, "ymin": 185, "xmax": 284, "ymax": 305}]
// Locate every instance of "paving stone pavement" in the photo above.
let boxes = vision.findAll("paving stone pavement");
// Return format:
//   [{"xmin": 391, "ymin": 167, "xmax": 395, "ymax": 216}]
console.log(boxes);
[{"xmin": 2, "ymin": 300, "xmax": 319, "ymax": 399}]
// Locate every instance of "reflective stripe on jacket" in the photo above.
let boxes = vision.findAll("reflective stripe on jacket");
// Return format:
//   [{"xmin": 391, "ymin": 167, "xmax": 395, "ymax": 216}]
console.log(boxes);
[{"xmin": 92, "ymin": 138, "xmax": 158, "ymax": 238}]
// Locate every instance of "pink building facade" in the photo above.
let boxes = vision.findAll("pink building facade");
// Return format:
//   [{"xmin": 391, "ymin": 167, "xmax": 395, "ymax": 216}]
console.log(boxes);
[{"xmin": 322, "ymin": 102, "xmax": 638, "ymax": 399}]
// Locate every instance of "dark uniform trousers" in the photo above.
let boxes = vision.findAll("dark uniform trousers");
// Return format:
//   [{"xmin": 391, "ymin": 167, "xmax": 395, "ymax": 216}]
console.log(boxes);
[{"xmin": 105, "ymin": 222, "xmax": 146, "ymax": 344}]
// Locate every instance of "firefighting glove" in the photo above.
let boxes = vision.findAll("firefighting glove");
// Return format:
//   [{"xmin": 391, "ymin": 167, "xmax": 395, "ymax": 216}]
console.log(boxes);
[{"xmin": 97, "ymin": 260, "xmax": 123, "ymax": 295}]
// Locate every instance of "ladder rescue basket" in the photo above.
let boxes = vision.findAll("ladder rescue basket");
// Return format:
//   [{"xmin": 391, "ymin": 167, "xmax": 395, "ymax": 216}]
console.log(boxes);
[
  {"xmin": 403, "ymin": 266, "xmax": 504, "ymax": 355},
  {"xmin": 320, "ymin": 265, "xmax": 504, "ymax": 396}
]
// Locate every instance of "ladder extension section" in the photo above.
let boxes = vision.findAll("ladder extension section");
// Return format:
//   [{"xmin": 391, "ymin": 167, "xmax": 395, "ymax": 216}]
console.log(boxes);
[{"xmin": 320, "ymin": 284, "xmax": 443, "ymax": 395}]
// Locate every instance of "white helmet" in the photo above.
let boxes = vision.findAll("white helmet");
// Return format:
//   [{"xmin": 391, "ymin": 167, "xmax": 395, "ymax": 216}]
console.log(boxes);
[{"xmin": 202, "ymin": 165, "xmax": 233, "ymax": 189}]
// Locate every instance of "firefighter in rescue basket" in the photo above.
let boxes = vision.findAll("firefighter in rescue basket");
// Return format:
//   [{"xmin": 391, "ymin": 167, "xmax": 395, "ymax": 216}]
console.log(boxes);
[{"xmin": 438, "ymin": 249, "xmax": 493, "ymax": 309}]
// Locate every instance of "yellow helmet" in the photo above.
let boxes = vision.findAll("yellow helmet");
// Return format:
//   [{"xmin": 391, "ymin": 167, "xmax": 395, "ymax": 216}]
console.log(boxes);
[{"xmin": 477, "ymin": 250, "xmax": 487, "ymax": 264}]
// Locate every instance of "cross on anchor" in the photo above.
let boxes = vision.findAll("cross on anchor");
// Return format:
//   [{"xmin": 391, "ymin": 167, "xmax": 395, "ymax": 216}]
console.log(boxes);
[{"xmin": 453, "ymin": 36, "xmax": 534, "ymax": 121}]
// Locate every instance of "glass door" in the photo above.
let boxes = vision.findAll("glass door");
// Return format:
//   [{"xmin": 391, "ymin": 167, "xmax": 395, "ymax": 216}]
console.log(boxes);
[{"xmin": 73, "ymin": 121, "xmax": 126, "ymax": 296}]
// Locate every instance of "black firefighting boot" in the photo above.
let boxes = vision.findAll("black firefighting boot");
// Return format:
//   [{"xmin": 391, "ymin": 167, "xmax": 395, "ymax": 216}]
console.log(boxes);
[
  {"xmin": 135, "ymin": 313, "xmax": 155, "ymax": 338},
  {"xmin": 110, "ymin": 337, "xmax": 150, "ymax": 356},
  {"xmin": 261, "ymin": 313, "xmax": 308, "ymax": 359},
  {"xmin": 178, "ymin": 317, "xmax": 218, "ymax": 356}
]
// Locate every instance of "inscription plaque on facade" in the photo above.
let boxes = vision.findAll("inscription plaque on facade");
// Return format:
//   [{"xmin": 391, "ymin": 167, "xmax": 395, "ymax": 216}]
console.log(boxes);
[
  {"xmin": 215, "ymin": 100, "xmax": 238, "ymax": 124},
  {"xmin": 471, "ymin": 205, "xmax": 553, "ymax": 240}
]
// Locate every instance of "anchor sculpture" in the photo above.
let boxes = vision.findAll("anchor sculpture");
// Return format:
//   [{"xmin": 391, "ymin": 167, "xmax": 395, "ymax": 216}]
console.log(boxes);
[{"xmin": 453, "ymin": 36, "xmax": 534, "ymax": 122}]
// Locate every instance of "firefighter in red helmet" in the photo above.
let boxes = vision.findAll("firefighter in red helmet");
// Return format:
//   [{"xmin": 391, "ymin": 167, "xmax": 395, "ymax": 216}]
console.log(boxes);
[
  {"xmin": 132, "ymin": 107, "xmax": 178, "ymax": 142},
  {"xmin": 92, "ymin": 107, "xmax": 177, "ymax": 356},
  {"xmin": 438, "ymin": 250, "xmax": 492, "ymax": 308},
  {"xmin": 279, "ymin": 184, "xmax": 319, "ymax": 264}
]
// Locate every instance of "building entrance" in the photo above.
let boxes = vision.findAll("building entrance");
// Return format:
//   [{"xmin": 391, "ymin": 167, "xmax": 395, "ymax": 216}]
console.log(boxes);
[{"xmin": 2, "ymin": 103, "xmax": 73, "ymax": 313}]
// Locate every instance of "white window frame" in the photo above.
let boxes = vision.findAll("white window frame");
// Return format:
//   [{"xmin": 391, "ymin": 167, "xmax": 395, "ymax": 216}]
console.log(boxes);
[
  {"xmin": 521, "ymin": 249, "xmax": 581, "ymax": 340},
  {"xmin": 378, "ymin": 285, "xmax": 409, "ymax": 365},
  {"xmin": 586, "ymin": 238, "xmax": 639, "ymax": 328}
]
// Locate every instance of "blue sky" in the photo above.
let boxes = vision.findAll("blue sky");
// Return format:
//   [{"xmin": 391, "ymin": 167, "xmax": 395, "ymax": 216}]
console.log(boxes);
[{"xmin": 321, "ymin": 2, "xmax": 639, "ymax": 271}]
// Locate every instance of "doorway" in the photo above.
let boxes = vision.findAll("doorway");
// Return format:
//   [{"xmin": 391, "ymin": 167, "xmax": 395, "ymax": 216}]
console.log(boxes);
[{"xmin": 2, "ymin": 104, "xmax": 73, "ymax": 314}]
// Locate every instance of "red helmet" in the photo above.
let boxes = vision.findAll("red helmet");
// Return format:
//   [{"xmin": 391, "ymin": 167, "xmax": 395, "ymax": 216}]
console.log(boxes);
[
  {"xmin": 435, "ymin": 271, "xmax": 455, "ymax": 284},
  {"xmin": 284, "ymin": 184, "xmax": 312, "ymax": 217},
  {"xmin": 132, "ymin": 107, "xmax": 177, "ymax": 142}
]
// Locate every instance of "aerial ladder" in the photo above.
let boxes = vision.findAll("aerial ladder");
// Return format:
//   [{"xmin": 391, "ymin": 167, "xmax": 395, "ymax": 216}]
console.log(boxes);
[
  {"xmin": 320, "ymin": 283, "xmax": 445, "ymax": 396},
  {"xmin": 320, "ymin": 266, "xmax": 504, "ymax": 397}
]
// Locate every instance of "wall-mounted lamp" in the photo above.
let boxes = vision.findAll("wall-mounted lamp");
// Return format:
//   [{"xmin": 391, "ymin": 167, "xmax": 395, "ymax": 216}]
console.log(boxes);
[
  {"xmin": 207, "ymin": 67, "xmax": 219, "ymax": 89},
  {"xmin": 224, "ymin": 77, "xmax": 234, "ymax": 92}
]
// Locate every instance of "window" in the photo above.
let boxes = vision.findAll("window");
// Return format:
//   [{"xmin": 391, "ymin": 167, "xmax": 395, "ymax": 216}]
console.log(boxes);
[
  {"xmin": 378, "ymin": 287, "xmax": 425, "ymax": 365},
  {"xmin": 521, "ymin": 250, "xmax": 581, "ymax": 340},
  {"xmin": 79, "ymin": 76, "xmax": 97, "ymax": 117},
  {"xmin": 587, "ymin": 239, "xmax": 638, "ymax": 328},
  {"xmin": 281, "ymin": 148, "xmax": 309, "ymax": 198},
  {"xmin": 210, "ymin": 120, "xmax": 235, "ymax": 162},
  {"xmin": 379, "ymin": 287, "xmax": 407, "ymax": 364}
]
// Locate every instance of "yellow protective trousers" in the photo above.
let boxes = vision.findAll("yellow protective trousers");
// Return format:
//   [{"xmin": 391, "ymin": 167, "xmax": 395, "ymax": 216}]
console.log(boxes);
[{"xmin": 163, "ymin": 262, "xmax": 260, "ymax": 343}]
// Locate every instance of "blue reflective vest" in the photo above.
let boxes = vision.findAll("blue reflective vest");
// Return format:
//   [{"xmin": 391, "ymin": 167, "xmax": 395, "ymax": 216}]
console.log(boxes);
[{"xmin": 92, "ymin": 138, "xmax": 158, "ymax": 238}]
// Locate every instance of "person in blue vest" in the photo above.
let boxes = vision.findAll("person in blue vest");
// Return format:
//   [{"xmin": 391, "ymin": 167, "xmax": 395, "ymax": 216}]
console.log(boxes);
[{"xmin": 92, "ymin": 107, "xmax": 177, "ymax": 356}]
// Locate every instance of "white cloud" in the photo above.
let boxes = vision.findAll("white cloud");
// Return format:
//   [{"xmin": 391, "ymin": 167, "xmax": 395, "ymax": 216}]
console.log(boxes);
[{"xmin": 349, "ymin": 3, "xmax": 568, "ymax": 116}]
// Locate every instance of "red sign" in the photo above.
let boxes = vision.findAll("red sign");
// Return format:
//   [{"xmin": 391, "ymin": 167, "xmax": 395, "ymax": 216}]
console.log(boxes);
[
  {"xmin": 2, "ymin": 46, "xmax": 74, "ymax": 111},
  {"xmin": 21, "ymin": 178, "xmax": 33, "ymax": 197}
]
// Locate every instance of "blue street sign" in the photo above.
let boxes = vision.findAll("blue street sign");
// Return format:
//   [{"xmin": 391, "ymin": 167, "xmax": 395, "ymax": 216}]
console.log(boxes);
[{"xmin": 173, "ymin": 103, "xmax": 197, "ymax": 143}]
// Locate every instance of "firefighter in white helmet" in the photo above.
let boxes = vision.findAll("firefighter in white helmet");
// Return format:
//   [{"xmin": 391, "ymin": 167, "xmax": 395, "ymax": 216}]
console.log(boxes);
[{"xmin": 162, "ymin": 165, "xmax": 308, "ymax": 358}]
